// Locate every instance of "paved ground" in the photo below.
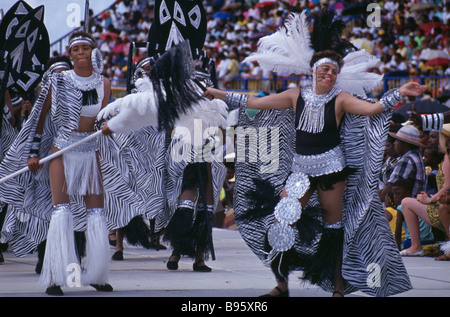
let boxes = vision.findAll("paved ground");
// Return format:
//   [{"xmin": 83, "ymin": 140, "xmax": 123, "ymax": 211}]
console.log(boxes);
[{"xmin": 0, "ymin": 228, "xmax": 449, "ymax": 299}]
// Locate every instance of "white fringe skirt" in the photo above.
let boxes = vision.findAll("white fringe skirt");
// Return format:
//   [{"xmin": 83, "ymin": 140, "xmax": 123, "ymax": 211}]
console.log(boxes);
[{"xmin": 53, "ymin": 131, "xmax": 102, "ymax": 196}]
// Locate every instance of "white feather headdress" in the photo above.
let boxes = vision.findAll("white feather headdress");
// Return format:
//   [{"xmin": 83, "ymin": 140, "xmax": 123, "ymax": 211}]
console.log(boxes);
[{"xmin": 244, "ymin": 10, "xmax": 384, "ymax": 97}]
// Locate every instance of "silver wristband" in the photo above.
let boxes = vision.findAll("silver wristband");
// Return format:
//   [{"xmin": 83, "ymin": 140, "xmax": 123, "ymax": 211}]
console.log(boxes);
[
  {"xmin": 421, "ymin": 113, "xmax": 444, "ymax": 132},
  {"xmin": 225, "ymin": 92, "xmax": 248, "ymax": 109},
  {"xmin": 29, "ymin": 133, "xmax": 42, "ymax": 158},
  {"xmin": 380, "ymin": 88, "xmax": 402, "ymax": 111}
]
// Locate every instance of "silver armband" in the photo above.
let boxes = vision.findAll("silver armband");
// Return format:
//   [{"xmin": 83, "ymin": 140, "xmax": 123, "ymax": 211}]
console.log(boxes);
[
  {"xmin": 225, "ymin": 92, "xmax": 248, "ymax": 109},
  {"xmin": 421, "ymin": 113, "xmax": 444, "ymax": 132},
  {"xmin": 380, "ymin": 88, "xmax": 402, "ymax": 111}
]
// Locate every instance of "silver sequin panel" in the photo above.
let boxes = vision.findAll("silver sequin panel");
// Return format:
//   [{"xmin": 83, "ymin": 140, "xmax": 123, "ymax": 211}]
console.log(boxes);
[
  {"xmin": 291, "ymin": 145, "xmax": 346, "ymax": 177},
  {"xmin": 53, "ymin": 131, "xmax": 99, "ymax": 153}
]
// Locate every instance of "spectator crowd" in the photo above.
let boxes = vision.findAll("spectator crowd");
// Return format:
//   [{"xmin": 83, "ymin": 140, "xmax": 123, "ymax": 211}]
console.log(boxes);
[{"xmin": 52, "ymin": 0, "xmax": 450, "ymax": 92}]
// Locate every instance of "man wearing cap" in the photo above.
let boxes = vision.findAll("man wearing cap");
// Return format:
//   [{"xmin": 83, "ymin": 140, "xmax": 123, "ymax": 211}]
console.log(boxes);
[{"xmin": 379, "ymin": 125, "xmax": 426, "ymax": 204}]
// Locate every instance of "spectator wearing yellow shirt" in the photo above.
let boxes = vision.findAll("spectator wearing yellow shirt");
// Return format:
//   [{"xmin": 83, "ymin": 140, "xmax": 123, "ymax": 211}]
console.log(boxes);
[
  {"xmin": 396, "ymin": 40, "xmax": 409, "ymax": 60},
  {"xmin": 221, "ymin": 52, "xmax": 240, "ymax": 89}
]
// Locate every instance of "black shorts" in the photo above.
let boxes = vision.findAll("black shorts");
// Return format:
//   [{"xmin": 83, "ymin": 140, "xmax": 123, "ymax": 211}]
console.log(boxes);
[{"xmin": 308, "ymin": 166, "xmax": 356, "ymax": 191}]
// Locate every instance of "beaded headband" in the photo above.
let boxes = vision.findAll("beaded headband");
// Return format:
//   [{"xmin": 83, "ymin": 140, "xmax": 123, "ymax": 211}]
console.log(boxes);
[
  {"xmin": 69, "ymin": 36, "xmax": 96, "ymax": 49},
  {"xmin": 311, "ymin": 57, "xmax": 340, "ymax": 94},
  {"xmin": 312, "ymin": 57, "xmax": 340, "ymax": 72}
]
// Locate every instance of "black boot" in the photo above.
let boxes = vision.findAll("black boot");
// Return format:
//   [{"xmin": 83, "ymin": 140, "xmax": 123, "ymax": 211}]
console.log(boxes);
[
  {"xmin": 45, "ymin": 285, "xmax": 64, "ymax": 296},
  {"xmin": 35, "ymin": 240, "xmax": 46, "ymax": 274},
  {"xmin": 191, "ymin": 204, "xmax": 215, "ymax": 256}
]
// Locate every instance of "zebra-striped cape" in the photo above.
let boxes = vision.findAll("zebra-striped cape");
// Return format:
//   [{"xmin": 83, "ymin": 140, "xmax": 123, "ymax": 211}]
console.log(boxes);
[
  {"xmin": 112, "ymin": 126, "xmax": 227, "ymax": 236},
  {"xmin": 233, "ymin": 95, "xmax": 413, "ymax": 297}
]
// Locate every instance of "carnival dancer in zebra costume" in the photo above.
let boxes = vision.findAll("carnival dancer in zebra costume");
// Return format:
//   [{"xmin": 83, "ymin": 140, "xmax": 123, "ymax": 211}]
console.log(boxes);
[
  {"xmin": 99, "ymin": 0, "xmax": 227, "ymax": 272},
  {"xmin": 203, "ymin": 9, "xmax": 427, "ymax": 297},
  {"xmin": 98, "ymin": 45, "xmax": 228, "ymax": 272},
  {"xmin": 159, "ymin": 56, "xmax": 227, "ymax": 273},
  {"xmin": 0, "ymin": 31, "xmax": 117, "ymax": 296},
  {"xmin": 108, "ymin": 55, "xmax": 168, "ymax": 260},
  {"xmin": 24, "ymin": 31, "xmax": 113, "ymax": 295}
]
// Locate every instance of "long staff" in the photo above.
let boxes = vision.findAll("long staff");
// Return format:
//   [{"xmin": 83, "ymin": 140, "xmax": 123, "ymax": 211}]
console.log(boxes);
[{"xmin": 0, "ymin": 130, "xmax": 102, "ymax": 184}]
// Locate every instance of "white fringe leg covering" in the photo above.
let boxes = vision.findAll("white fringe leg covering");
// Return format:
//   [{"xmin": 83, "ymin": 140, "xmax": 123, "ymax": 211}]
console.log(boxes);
[
  {"xmin": 440, "ymin": 240, "xmax": 450, "ymax": 255},
  {"xmin": 39, "ymin": 204, "xmax": 78, "ymax": 287},
  {"xmin": 82, "ymin": 208, "xmax": 110, "ymax": 285}
]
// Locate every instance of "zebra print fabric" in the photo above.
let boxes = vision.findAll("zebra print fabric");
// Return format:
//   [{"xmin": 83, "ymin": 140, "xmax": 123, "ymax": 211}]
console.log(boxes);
[
  {"xmin": 0, "ymin": 108, "xmax": 19, "ymax": 160},
  {"xmin": 233, "ymin": 95, "xmax": 412, "ymax": 297},
  {"xmin": 153, "ymin": 135, "xmax": 226, "ymax": 235},
  {"xmin": 0, "ymin": 76, "xmax": 54, "ymax": 257},
  {"xmin": 102, "ymin": 126, "xmax": 168, "ymax": 229}
]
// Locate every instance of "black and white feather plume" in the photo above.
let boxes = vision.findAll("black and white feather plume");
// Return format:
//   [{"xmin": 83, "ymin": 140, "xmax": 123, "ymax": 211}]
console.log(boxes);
[
  {"xmin": 242, "ymin": 8, "xmax": 383, "ymax": 97},
  {"xmin": 97, "ymin": 41, "xmax": 228, "ymax": 136},
  {"xmin": 310, "ymin": 8, "xmax": 383, "ymax": 97}
]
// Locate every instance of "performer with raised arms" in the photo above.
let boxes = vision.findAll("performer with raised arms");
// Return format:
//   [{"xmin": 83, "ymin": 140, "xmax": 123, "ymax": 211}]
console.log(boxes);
[{"xmin": 204, "ymin": 9, "xmax": 427, "ymax": 297}]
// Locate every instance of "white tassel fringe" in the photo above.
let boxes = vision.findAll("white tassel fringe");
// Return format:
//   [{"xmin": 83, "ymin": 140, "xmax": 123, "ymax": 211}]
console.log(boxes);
[
  {"xmin": 39, "ymin": 204, "xmax": 78, "ymax": 287},
  {"xmin": 82, "ymin": 208, "xmax": 110, "ymax": 285},
  {"xmin": 440, "ymin": 241, "xmax": 450, "ymax": 255},
  {"xmin": 63, "ymin": 150, "xmax": 102, "ymax": 196}
]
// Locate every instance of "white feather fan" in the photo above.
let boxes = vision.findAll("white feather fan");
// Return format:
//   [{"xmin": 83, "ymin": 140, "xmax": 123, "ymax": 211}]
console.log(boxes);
[
  {"xmin": 336, "ymin": 50, "xmax": 383, "ymax": 97},
  {"xmin": 172, "ymin": 98, "xmax": 229, "ymax": 147},
  {"xmin": 97, "ymin": 77, "xmax": 159, "ymax": 134},
  {"xmin": 243, "ymin": 12, "xmax": 314, "ymax": 76}
]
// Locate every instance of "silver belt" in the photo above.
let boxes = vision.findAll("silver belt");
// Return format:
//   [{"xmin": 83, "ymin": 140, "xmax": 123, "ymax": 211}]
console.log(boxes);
[
  {"xmin": 53, "ymin": 131, "xmax": 98, "ymax": 152},
  {"xmin": 291, "ymin": 145, "xmax": 346, "ymax": 177}
]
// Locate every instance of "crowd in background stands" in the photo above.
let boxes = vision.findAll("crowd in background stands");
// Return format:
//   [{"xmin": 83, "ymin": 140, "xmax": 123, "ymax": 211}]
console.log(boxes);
[{"xmin": 54, "ymin": 0, "xmax": 450, "ymax": 89}]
